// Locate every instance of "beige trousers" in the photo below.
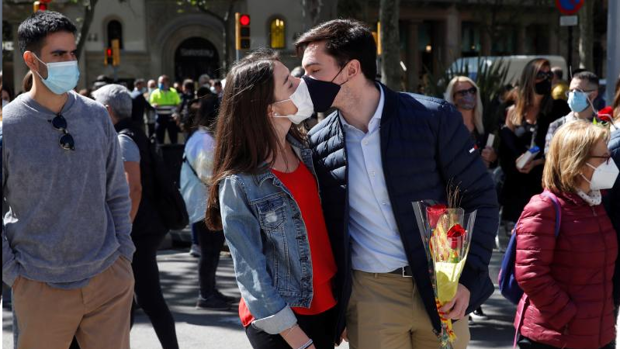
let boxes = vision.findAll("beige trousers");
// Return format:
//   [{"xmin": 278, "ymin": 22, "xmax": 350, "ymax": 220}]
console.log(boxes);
[
  {"xmin": 346, "ymin": 270, "xmax": 470, "ymax": 349},
  {"xmin": 12, "ymin": 256, "xmax": 135, "ymax": 349}
]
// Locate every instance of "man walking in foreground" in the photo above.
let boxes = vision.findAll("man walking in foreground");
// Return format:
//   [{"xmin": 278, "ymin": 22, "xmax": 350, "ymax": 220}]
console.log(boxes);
[{"xmin": 2, "ymin": 11, "xmax": 135, "ymax": 349}]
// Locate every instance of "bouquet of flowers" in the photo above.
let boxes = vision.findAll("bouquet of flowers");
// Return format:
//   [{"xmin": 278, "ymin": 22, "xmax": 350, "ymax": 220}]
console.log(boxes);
[{"xmin": 412, "ymin": 187, "xmax": 477, "ymax": 349}]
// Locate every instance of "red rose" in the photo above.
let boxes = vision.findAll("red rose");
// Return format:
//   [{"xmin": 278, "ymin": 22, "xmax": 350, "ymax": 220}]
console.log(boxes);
[
  {"xmin": 598, "ymin": 107, "xmax": 613, "ymax": 120},
  {"xmin": 447, "ymin": 224, "xmax": 466, "ymax": 249},
  {"xmin": 427, "ymin": 204, "xmax": 447, "ymax": 227}
]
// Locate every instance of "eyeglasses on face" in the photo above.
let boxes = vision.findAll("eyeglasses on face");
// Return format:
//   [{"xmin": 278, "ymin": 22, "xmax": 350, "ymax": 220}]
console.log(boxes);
[
  {"xmin": 589, "ymin": 155, "xmax": 611, "ymax": 165},
  {"xmin": 49, "ymin": 114, "xmax": 75, "ymax": 151},
  {"xmin": 564, "ymin": 88, "xmax": 597, "ymax": 98},
  {"xmin": 536, "ymin": 71, "xmax": 554, "ymax": 81},
  {"xmin": 453, "ymin": 87, "xmax": 477, "ymax": 98}
]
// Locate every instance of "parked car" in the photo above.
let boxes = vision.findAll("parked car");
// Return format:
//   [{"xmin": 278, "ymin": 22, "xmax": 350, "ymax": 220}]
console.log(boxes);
[{"xmin": 449, "ymin": 55, "xmax": 568, "ymax": 86}]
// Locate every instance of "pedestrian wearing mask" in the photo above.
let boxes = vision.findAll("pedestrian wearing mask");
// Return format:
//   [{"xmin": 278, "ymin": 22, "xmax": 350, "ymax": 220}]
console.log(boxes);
[
  {"xmin": 1, "ymin": 86, "xmax": 12, "ymax": 110},
  {"xmin": 2, "ymin": 11, "xmax": 135, "ymax": 349},
  {"xmin": 445, "ymin": 76, "xmax": 498, "ymax": 168},
  {"xmin": 149, "ymin": 75, "xmax": 181, "ymax": 144},
  {"xmin": 499, "ymin": 58, "xmax": 570, "ymax": 224},
  {"xmin": 130, "ymin": 78, "xmax": 153, "ymax": 130},
  {"xmin": 205, "ymin": 49, "xmax": 338, "ymax": 349},
  {"xmin": 544, "ymin": 71, "xmax": 600, "ymax": 154},
  {"xmin": 296, "ymin": 19, "xmax": 499, "ymax": 349},
  {"xmin": 515, "ymin": 120, "xmax": 618, "ymax": 349}
]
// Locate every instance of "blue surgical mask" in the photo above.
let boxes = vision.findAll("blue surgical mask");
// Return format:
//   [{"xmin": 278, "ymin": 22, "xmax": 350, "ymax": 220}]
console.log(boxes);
[
  {"xmin": 33, "ymin": 54, "xmax": 80, "ymax": 95},
  {"xmin": 158, "ymin": 83, "xmax": 166, "ymax": 90},
  {"xmin": 567, "ymin": 91, "xmax": 590, "ymax": 113}
]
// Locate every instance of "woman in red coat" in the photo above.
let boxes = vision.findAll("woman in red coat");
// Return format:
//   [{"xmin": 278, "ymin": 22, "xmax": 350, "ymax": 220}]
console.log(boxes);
[{"xmin": 514, "ymin": 120, "xmax": 619, "ymax": 349}]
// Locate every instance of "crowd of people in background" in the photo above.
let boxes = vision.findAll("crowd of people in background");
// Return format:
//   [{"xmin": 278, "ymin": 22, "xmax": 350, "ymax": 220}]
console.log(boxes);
[{"xmin": 2, "ymin": 10, "xmax": 620, "ymax": 349}]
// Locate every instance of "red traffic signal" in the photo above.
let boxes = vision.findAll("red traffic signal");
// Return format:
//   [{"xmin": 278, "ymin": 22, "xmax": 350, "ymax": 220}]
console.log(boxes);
[
  {"xmin": 33, "ymin": 1, "xmax": 47, "ymax": 11},
  {"xmin": 235, "ymin": 13, "xmax": 251, "ymax": 50},
  {"xmin": 104, "ymin": 47, "xmax": 113, "ymax": 66},
  {"xmin": 239, "ymin": 14, "xmax": 250, "ymax": 26}
]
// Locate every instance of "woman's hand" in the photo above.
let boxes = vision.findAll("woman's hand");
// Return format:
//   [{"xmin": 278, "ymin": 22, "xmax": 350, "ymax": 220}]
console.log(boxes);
[
  {"xmin": 280, "ymin": 324, "xmax": 313, "ymax": 349},
  {"xmin": 516, "ymin": 155, "xmax": 544, "ymax": 174},
  {"xmin": 481, "ymin": 147, "xmax": 497, "ymax": 167}
]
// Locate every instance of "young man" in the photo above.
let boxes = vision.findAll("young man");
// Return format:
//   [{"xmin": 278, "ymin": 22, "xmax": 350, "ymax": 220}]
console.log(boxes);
[
  {"xmin": 296, "ymin": 19, "xmax": 498, "ymax": 349},
  {"xmin": 544, "ymin": 71, "xmax": 600, "ymax": 154},
  {"xmin": 2, "ymin": 11, "xmax": 135, "ymax": 349}
]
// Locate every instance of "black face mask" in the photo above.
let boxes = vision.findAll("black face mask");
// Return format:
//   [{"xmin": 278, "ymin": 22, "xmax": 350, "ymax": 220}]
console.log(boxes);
[
  {"xmin": 302, "ymin": 62, "xmax": 349, "ymax": 113},
  {"xmin": 534, "ymin": 80, "xmax": 552, "ymax": 95}
]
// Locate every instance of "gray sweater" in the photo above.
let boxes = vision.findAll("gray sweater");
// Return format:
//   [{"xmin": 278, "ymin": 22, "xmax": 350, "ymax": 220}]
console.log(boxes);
[{"xmin": 2, "ymin": 91, "xmax": 135, "ymax": 288}]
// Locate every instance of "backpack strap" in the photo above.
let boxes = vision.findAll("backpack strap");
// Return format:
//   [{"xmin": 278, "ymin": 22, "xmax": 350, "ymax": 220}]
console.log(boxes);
[
  {"xmin": 182, "ymin": 155, "xmax": 200, "ymax": 180},
  {"xmin": 541, "ymin": 190, "xmax": 562, "ymax": 237},
  {"xmin": 512, "ymin": 191, "xmax": 562, "ymax": 348}
]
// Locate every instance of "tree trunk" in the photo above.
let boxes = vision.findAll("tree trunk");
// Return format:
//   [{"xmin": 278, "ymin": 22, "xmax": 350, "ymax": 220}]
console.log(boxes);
[
  {"xmin": 379, "ymin": 0, "xmax": 400, "ymax": 90},
  {"xmin": 578, "ymin": 0, "xmax": 593, "ymax": 70},
  {"xmin": 75, "ymin": 0, "xmax": 99, "ymax": 61}
]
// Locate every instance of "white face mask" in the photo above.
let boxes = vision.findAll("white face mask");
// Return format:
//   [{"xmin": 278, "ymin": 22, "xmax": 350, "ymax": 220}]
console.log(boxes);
[
  {"xmin": 273, "ymin": 79, "xmax": 314, "ymax": 124},
  {"xmin": 582, "ymin": 157, "xmax": 620, "ymax": 190}
]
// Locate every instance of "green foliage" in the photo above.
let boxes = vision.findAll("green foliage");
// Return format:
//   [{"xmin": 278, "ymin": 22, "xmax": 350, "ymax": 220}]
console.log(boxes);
[{"xmin": 424, "ymin": 57, "xmax": 510, "ymax": 133}]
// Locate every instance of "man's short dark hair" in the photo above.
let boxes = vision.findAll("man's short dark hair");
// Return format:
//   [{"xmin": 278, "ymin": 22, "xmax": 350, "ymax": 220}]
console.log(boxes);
[
  {"xmin": 295, "ymin": 19, "xmax": 377, "ymax": 81},
  {"xmin": 574, "ymin": 71, "xmax": 599, "ymax": 88},
  {"xmin": 18, "ymin": 11, "xmax": 77, "ymax": 54}
]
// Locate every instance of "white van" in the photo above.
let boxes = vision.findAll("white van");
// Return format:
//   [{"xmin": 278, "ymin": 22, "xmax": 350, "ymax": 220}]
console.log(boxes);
[{"xmin": 448, "ymin": 55, "xmax": 568, "ymax": 86}]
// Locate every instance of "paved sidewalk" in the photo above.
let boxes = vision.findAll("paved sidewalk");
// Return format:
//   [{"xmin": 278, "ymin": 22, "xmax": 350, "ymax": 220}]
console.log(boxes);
[{"xmin": 2, "ymin": 232, "xmax": 522, "ymax": 349}]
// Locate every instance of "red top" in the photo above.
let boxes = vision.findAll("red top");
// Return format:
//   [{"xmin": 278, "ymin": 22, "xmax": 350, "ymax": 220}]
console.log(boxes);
[
  {"xmin": 514, "ymin": 192, "xmax": 617, "ymax": 348},
  {"xmin": 239, "ymin": 161, "xmax": 337, "ymax": 327}
]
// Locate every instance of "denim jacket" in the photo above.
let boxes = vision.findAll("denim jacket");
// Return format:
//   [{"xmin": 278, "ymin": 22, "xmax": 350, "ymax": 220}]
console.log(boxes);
[{"xmin": 218, "ymin": 136, "xmax": 318, "ymax": 334}]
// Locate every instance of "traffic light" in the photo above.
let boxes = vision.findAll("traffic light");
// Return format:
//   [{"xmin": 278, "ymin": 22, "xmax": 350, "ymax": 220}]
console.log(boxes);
[
  {"xmin": 104, "ymin": 47, "xmax": 113, "ymax": 66},
  {"xmin": 33, "ymin": 0, "xmax": 50, "ymax": 12},
  {"xmin": 111, "ymin": 39, "xmax": 120, "ymax": 66},
  {"xmin": 236, "ymin": 13, "xmax": 251, "ymax": 50},
  {"xmin": 104, "ymin": 39, "xmax": 121, "ymax": 67}
]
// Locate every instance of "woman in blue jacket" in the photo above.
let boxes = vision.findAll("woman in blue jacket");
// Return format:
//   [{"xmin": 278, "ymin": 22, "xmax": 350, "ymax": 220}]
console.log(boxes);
[{"xmin": 205, "ymin": 50, "xmax": 337, "ymax": 349}]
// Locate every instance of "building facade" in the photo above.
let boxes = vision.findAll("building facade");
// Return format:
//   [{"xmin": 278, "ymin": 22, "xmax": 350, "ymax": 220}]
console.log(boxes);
[
  {"xmin": 2, "ymin": 0, "xmax": 337, "ymax": 94},
  {"xmin": 1, "ymin": 0, "xmax": 607, "ymax": 95}
]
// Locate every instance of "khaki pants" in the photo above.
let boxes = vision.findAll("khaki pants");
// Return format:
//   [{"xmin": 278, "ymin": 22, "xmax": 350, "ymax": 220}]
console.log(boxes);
[
  {"xmin": 346, "ymin": 270, "xmax": 470, "ymax": 349},
  {"xmin": 13, "ymin": 256, "xmax": 135, "ymax": 349}
]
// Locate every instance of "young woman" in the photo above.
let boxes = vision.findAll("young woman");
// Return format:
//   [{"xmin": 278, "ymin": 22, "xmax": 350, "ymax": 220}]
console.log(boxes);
[
  {"xmin": 498, "ymin": 58, "xmax": 570, "ymax": 223},
  {"xmin": 205, "ymin": 50, "xmax": 337, "ymax": 349},
  {"xmin": 445, "ymin": 76, "xmax": 497, "ymax": 168},
  {"xmin": 514, "ymin": 120, "xmax": 618, "ymax": 349}
]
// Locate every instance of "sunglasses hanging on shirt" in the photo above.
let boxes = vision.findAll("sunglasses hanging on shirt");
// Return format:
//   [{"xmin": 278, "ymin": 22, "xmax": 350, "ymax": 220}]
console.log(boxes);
[{"xmin": 49, "ymin": 114, "xmax": 75, "ymax": 151}]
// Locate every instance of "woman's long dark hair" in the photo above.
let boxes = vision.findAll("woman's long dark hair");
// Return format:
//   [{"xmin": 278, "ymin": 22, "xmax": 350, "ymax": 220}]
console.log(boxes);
[
  {"xmin": 510, "ymin": 58, "xmax": 553, "ymax": 127},
  {"xmin": 205, "ymin": 49, "xmax": 303, "ymax": 230}
]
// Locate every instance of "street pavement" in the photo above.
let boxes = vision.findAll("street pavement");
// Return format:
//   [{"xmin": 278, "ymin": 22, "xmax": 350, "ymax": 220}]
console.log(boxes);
[{"xmin": 0, "ymin": 231, "xmax": 531, "ymax": 349}]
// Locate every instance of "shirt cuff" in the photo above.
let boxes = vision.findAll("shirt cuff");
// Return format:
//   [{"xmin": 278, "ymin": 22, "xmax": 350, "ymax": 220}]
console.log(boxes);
[{"xmin": 251, "ymin": 305, "xmax": 297, "ymax": 335}]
